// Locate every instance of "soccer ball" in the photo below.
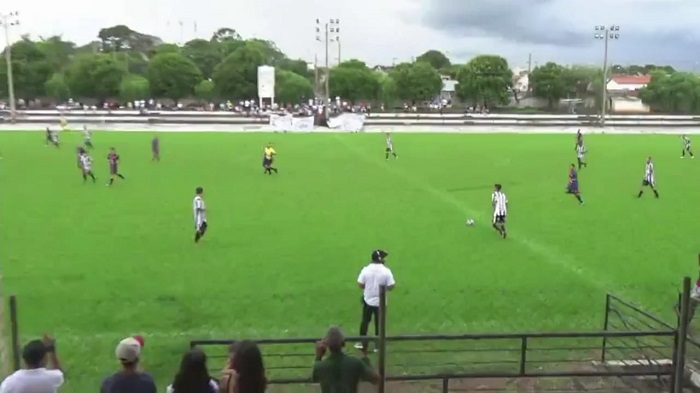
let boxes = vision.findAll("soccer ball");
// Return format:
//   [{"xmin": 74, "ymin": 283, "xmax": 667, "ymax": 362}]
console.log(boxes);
[{"xmin": 466, "ymin": 219, "xmax": 475, "ymax": 226}]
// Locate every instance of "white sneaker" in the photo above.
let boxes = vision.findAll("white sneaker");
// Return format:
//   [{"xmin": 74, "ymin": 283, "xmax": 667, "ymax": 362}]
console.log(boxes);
[{"xmin": 354, "ymin": 342, "xmax": 363, "ymax": 349}]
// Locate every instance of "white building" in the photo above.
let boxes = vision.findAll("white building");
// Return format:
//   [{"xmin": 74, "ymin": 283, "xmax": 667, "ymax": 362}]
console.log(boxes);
[{"xmin": 606, "ymin": 75, "xmax": 651, "ymax": 113}]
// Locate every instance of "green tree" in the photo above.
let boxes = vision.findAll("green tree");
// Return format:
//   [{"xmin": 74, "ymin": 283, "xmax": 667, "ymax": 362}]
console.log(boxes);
[
  {"xmin": 275, "ymin": 70, "xmax": 313, "ymax": 103},
  {"xmin": 391, "ymin": 61, "xmax": 443, "ymax": 103},
  {"xmin": 278, "ymin": 58, "xmax": 310, "ymax": 78},
  {"xmin": 443, "ymin": 64, "xmax": 463, "ymax": 79},
  {"xmin": 44, "ymin": 73, "xmax": 71, "ymax": 101},
  {"xmin": 337, "ymin": 59, "xmax": 369, "ymax": 70},
  {"xmin": 611, "ymin": 64, "xmax": 676, "ymax": 75},
  {"xmin": 416, "ymin": 50, "xmax": 451, "ymax": 71},
  {"xmin": 639, "ymin": 71, "xmax": 700, "ymax": 113},
  {"xmin": 182, "ymin": 39, "xmax": 224, "ymax": 79},
  {"xmin": 150, "ymin": 43, "xmax": 180, "ymax": 57},
  {"xmin": 247, "ymin": 39, "xmax": 285, "ymax": 65},
  {"xmin": 35, "ymin": 36, "xmax": 76, "ymax": 71},
  {"xmin": 456, "ymin": 55, "xmax": 513, "ymax": 108},
  {"xmin": 194, "ymin": 79, "xmax": 216, "ymax": 101},
  {"xmin": 211, "ymin": 27, "xmax": 241, "ymax": 42},
  {"xmin": 65, "ymin": 53, "xmax": 127, "ymax": 99},
  {"xmin": 0, "ymin": 38, "xmax": 53, "ymax": 99},
  {"xmin": 529, "ymin": 62, "xmax": 569, "ymax": 108},
  {"xmin": 119, "ymin": 74, "xmax": 150, "ymax": 102},
  {"xmin": 564, "ymin": 65, "xmax": 600, "ymax": 98},
  {"xmin": 376, "ymin": 72, "xmax": 398, "ymax": 106},
  {"xmin": 98, "ymin": 24, "xmax": 160, "ymax": 53},
  {"xmin": 147, "ymin": 52, "xmax": 203, "ymax": 102},
  {"xmin": 212, "ymin": 41, "xmax": 266, "ymax": 98},
  {"xmin": 329, "ymin": 63, "xmax": 379, "ymax": 102}
]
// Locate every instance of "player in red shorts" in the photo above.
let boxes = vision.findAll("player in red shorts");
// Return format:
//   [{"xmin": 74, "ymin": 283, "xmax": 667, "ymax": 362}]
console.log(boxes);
[{"xmin": 107, "ymin": 147, "xmax": 126, "ymax": 186}]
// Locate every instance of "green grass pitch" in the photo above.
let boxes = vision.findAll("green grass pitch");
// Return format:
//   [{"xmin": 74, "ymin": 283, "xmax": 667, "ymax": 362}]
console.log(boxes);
[{"xmin": 0, "ymin": 130, "xmax": 697, "ymax": 391}]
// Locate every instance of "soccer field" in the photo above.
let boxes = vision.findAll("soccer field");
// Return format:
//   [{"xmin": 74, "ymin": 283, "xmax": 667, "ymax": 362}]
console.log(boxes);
[{"xmin": 0, "ymin": 130, "xmax": 697, "ymax": 391}]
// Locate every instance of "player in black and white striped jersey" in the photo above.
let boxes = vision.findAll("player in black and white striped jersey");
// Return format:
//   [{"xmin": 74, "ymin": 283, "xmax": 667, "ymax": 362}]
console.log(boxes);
[
  {"xmin": 82, "ymin": 125, "xmax": 94, "ymax": 149},
  {"xmin": 193, "ymin": 187, "xmax": 208, "ymax": 243},
  {"xmin": 491, "ymin": 184, "xmax": 508, "ymax": 239},
  {"xmin": 681, "ymin": 135, "xmax": 694, "ymax": 159},
  {"xmin": 576, "ymin": 141, "xmax": 587, "ymax": 169},
  {"xmin": 638, "ymin": 157, "xmax": 659, "ymax": 198},
  {"xmin": 385, "ymin": 133, "xmax": 398, "ymax": 160},
  {"xmin": 79, "ymin": 151, "xmax": 96, "ymax": 183}
]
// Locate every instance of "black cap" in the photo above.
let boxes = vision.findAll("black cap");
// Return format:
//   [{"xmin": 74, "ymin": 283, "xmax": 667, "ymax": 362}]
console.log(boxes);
[{"xmin": 371, "ymin": 250, "xmax": 388, "ymax": 262}]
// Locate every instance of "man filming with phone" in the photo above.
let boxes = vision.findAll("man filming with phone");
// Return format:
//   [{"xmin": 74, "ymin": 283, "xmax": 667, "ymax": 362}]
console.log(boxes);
[
  {"xmin": 311, "ymin": 326, "xmax": 380, "ymax": 393},
  {"xmin": 0, "ymin": 334, "xmax": 64, "ymax": 393}
]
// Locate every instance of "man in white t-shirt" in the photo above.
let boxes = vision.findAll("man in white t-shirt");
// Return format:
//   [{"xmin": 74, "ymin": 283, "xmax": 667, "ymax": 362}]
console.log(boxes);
[
  {"xmin": 0, "ymin": 335, "xmax": 64, "ymax": 393},
  {"xmin": 354, "ymin": 250, "xmax": 395, "ymax": 352}
]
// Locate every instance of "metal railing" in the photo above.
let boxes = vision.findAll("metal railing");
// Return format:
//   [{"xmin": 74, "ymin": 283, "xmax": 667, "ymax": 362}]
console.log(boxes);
[{"xmin": 192, "ymin": 278, "xmax": 693, "ymax": 393}]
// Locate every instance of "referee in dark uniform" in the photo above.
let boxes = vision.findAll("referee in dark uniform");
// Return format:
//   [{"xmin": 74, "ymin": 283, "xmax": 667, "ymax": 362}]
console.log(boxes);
[{"xmin": 355, "ymin": 250, "xmax": 396, "ymax": 352}]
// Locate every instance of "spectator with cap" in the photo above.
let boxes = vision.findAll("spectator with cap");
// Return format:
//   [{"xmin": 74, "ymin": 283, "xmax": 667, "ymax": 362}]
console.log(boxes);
[
  {"xmin": 312, "ymin": 326, "xmax": 380, "ymax": 393},
  {"xmin": 354, "ymin": 249, "xmax": 395, "ymax": 352},
  {"xmin": 100, "ymin": 336, "xmax": 156, "ymax": 393},
  {"xmin": 0, "ymin": 334, "xmax": 64, "ymax": 393},
  {"xmin": 167, "ymin": 347, "xmax": 218, "ymax": 393}
]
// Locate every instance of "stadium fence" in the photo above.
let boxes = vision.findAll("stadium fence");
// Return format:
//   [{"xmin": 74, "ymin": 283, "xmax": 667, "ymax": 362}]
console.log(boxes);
[{"xmin": 2, "ymin": 279, "xmax": 694, "ymax": 391}]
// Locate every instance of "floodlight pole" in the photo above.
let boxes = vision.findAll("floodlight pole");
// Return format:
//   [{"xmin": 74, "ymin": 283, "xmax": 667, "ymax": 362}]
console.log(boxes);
[
  {"xmin": 0, "ymin": 11, "xmax": 19, "ymax": 122},
  {"xmin": 315, "ymin": 18, "xmax": 340, "ymax": 113},
  {"xmin": 594, "ymin": 25, "xmax": 620, "ymax": 127}
]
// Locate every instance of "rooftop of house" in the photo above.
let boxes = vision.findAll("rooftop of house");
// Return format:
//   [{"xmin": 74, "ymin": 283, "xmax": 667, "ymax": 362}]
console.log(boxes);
[{"xmin": 610, "ymin": 75, "xmax": 652, "ymax": 85}]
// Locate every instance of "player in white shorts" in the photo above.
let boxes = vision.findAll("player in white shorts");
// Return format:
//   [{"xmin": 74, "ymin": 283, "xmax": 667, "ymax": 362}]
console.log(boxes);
[
  {"xmin": 385, "ymin": 133, "xmax": 398, "ymax": 160},
  {"xmin": 79, "ymin": 152, "xmax": 96, "ymax": 183},
  {"xmin": 637, "ymin": 157, "xmax": 659, "ymax": 198}
]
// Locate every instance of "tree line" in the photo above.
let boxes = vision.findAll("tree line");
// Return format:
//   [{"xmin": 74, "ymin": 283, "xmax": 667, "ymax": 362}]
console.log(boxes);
[{"xmin": 0, "ymin": 24, "xmax": 697, "ymax": 112}]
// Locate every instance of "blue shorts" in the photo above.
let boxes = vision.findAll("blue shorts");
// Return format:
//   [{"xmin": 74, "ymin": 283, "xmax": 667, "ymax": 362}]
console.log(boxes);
[
  {"xmin": 567, "ymin": 182, "xmax": 579, "ymax": 193},
  {"xmin": 262, "ymin": 158, "xmax": 272, "ymax": 167}
]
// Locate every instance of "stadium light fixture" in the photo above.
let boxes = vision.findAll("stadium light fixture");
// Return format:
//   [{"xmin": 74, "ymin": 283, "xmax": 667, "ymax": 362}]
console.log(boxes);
[{"xmin": 594, "ymin": 25, "xmax": 621, "ymax": 127}]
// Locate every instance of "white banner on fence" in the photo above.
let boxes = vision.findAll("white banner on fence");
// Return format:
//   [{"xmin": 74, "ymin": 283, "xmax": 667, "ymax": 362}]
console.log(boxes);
[
  {"xmin": 327, "ymin": 113, "xmax": 366, "ymax": 132},
  {"xmin": 269, "ymin": 114, "xmax": 315, "ymax": 132}
]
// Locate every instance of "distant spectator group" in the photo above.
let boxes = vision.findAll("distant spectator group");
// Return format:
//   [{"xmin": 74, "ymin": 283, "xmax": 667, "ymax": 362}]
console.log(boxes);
[{"xmin": 0, "ymin": 326, "xmax": 380, "ymax": 393}]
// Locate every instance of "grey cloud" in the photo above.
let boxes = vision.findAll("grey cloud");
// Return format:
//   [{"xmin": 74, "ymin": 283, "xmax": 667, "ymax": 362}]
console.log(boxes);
[
  {"xmin": 420, "ymin": 0, "xmax": 700, "ymax": 67},
  {"xmin": 421, "ymin": 0, "xmax": 590, "ymax": 47}
]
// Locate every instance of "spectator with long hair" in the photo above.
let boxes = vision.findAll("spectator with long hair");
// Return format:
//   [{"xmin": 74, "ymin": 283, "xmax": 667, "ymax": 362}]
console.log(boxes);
[
  {"xmin": 219, "ymin": 340, "xmax": 266, "ymax": 393},
  {"xmin": 167, "ymin": 348, "xmax": 218, "ymax": 393}
]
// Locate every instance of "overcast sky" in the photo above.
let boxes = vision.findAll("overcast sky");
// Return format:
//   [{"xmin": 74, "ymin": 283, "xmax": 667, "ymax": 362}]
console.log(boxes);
[{"xmin": 6, "ymin": 0, "xmax": 699, "ymax": 70}]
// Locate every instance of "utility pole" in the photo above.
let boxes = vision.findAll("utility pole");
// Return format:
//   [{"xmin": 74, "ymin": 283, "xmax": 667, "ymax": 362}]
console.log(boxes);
[
  {"xmin": 594, "ymin": 25, "xmax": 620, "ymax": 127},
  {"xmin": 527, "ymin": 53, "xmax": 532, "ymax": 74},
  {"xmin": 0, "ymin": 11, "xmax": 19, "ymax": 122}
]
